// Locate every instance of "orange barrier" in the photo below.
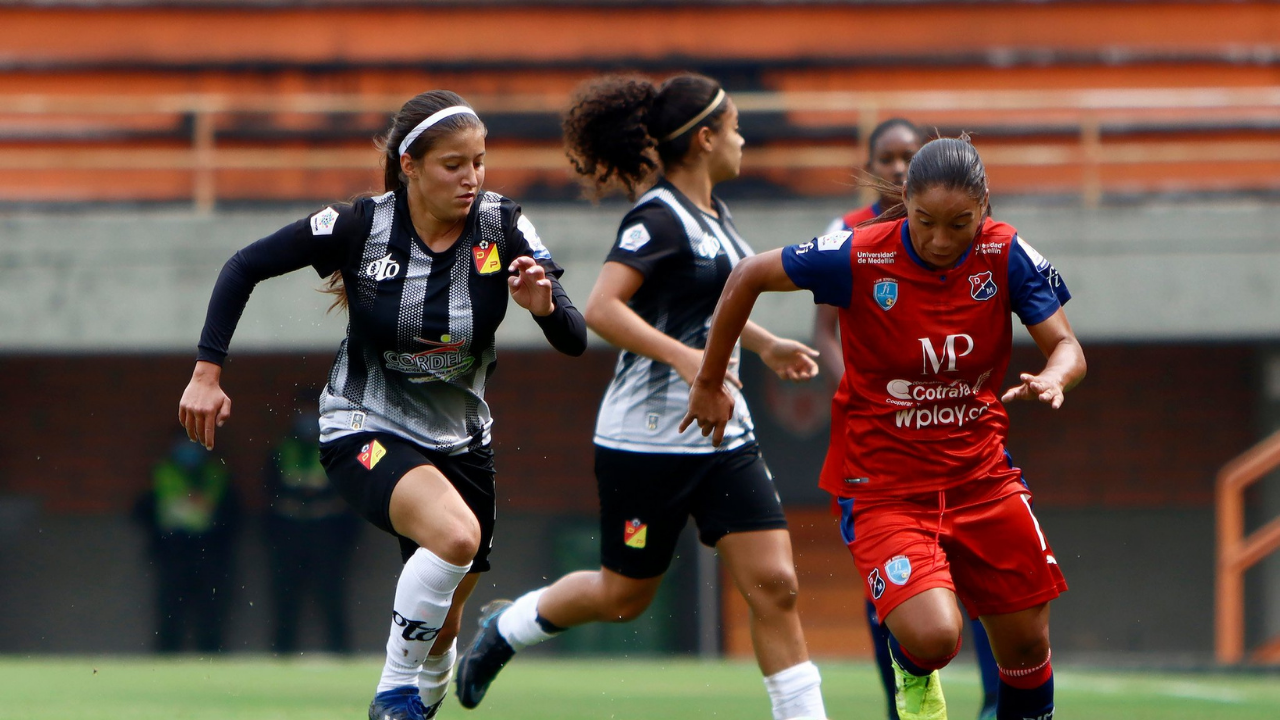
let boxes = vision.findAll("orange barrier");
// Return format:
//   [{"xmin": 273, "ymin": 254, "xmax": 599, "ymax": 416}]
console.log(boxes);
[
  {"xmin": 4, "ymin": 87, "xmax": 1280, "ymax": 208},
  {"xmin": 1215, "ymin": 430, "xmax": 1280, "ymax": 664}
]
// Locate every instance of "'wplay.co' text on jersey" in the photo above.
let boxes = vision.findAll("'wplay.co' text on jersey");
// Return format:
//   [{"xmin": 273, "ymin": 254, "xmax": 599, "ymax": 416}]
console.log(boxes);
[
  {"xmin": 782, "ymin": 217, "xmax": 1070, "ymax": 499},
  {"xmin": 593, "ymin": 180, "xmax": 756, "ymax": 453}
]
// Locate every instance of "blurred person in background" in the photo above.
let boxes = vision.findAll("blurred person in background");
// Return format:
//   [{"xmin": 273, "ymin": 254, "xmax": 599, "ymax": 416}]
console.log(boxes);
[
  {"xmin": 177, "ymin": 89, "xmax": 587, "ymax": 720},
  {"xmin": 134, "ymin": 429, "xmax": 240, "ymax": 653},
  {"xmin": 264, "ymin": 387, "xmax": 360, "ymax": 656},
  {"xmin": 815, "ymin": 119, "xmax": 1000, "ymax": 720},
  {"xmin": 684, "ymin": 136, "xmax": 1082, "ymax": 720},
  {"xmin": 456, "ymin": 74, "xmax": 829, "ymax": 720}
]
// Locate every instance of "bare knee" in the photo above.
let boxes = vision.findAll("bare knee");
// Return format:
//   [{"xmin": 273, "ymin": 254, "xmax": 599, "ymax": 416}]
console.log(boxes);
[
  {"xmin": 739, "ymin": 564, "xmax": 800, "ymax": 617},
  {"xmin": 892, "ymin": 617, "xmax": 963, "ymax": 663},
  {"xmin": 998, "ymin": 629, "xmax": 1051, "ymax": 669},
  {"xmin": 600, "ymin": 582, "xmax": 657, "ymax": 623},
  {"xmin": 428, "ymin": 512, "xmax": 481, "ymax": 566}
]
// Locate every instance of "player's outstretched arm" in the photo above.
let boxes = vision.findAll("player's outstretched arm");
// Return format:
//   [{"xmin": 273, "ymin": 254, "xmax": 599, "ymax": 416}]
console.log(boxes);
[
  {"xmin": 1000, "ymin": 308, "xmax": 1086, "ymax": 409},
  {"xmin": 682, "ymin": 250, "xmax": 800, "ymax": 445},
  {"xmin": 741, "ymin": 320, "xmax": 820, "ymax": 383}
]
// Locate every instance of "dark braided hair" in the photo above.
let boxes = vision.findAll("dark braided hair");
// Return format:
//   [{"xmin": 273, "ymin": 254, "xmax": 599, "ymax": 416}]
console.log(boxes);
[{"xmin": 562, "ymin": 73, "xmax": 728, "ymax": 199}]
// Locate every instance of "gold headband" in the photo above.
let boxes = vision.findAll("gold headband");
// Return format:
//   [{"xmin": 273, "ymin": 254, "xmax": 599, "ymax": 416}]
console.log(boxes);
[{"xmin": 659, "ymin": 89, "xmax": 726, "ymax": 143}]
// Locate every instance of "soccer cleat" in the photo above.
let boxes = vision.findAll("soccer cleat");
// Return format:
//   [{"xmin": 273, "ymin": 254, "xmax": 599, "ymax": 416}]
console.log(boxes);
[
  {"xmin": 422, "ymin": 698, "xmax": 442, "ymax": 720},
  {"xmin": 891, "ymin": 652, "xmax": 948, "ymax": 720},
  {"xmin": 977, "ymin": 707, "xmax": 996, "ymax": 720},
  {"xmin": 455, "ymin": 599, "xmax": 516, "ymax": 709},
  {"xmin": 368, "ymin": 685, "xmax": 428, "ymax": 720}
]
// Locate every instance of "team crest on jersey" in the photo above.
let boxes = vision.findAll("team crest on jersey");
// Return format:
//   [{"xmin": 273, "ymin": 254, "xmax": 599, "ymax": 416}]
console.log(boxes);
[
  {"xmin": 969, "ymin": 271, "xmax": 998, "ymax": 301},
  {"xmin": 885, "ymin": 556, "xmax": 912, "ymax": 585},
  {"xmin": 868, "ymin": 568, "xmax": 886, "ymax": 599},
  {"xmin": 472, "ymin": 242, "xmax": 502, "ymax": 275},
  {"xmin": 357, "ymin": 440, "xmax": 386, "ymax": 470},
  {"xmin": 874, "ymin": 279, "xmax": 898, "ymax": 311},
  {"xmin": 624, "ymin": 519, "xmax": 648, "ymax": 549},
  {"xmin": 310, "ymin": 206, "xmax": 339, "ymax": 236}
]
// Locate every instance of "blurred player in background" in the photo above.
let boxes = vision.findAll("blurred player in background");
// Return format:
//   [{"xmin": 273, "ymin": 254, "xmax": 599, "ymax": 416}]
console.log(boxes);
[
  {"xmin": 178, "ymin": 90, "xmax": 586, "ymax": 720},
  {"xmin": 815, "ymin": 119, "xmax": 1000, "ymax": 720},
  {"xmin": 456, "ymin": 73, "xmax": 829, "ymax": 720},
  {"xmin": 685, "ymin": 136, "xmax": 1083, "ymax": 720}
]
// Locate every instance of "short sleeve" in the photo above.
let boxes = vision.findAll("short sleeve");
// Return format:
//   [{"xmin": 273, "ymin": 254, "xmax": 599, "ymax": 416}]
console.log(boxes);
[
  {"xmin": 781, "ymin": 230, "xmax": 855, "ymax": 308},
  {"xmin": 604, "ymin": 202, "xmax": 685, "ymax": 278},
  {"xmin": 503, "ymin": 200, "xmax": 565, "ymax": 278},
  {"xmin": 1008, "ymin": 234, "xmax": 1071, "ymax": 326}
]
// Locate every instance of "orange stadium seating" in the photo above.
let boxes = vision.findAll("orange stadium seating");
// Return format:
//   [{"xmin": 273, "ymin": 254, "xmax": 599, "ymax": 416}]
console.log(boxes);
[{"xmin": 2, "ymin": 0, "xmax": 1279, "ymax": 205}]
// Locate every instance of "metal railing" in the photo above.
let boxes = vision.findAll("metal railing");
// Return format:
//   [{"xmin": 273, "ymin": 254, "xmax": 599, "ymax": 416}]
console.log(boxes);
[
  {"xmin": 1215, "ymin": 429, "xmax": 1280, "ymax": 664},
  {"xmin": 3, "ymin": 87, "xmax": 1280, "ymax": 212}
]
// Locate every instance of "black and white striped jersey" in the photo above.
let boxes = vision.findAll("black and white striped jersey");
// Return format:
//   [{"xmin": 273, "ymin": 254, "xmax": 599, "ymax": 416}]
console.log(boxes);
[
  {"xmin": 593, "ymin": 179, "xmax": 756, "ymax": 454},
  {"xmin": 197, "ymin": 188, "xmax": 585, "ymax": 455}
]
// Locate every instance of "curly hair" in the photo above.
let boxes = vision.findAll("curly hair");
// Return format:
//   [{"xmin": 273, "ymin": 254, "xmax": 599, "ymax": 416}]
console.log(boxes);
[{"xmin": 562, "ymin": 73, "xmax": 727, "ymax": 200}]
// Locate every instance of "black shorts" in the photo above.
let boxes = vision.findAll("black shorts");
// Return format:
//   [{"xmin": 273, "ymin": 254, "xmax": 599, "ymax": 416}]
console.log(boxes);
[
  {"xmin": 320, "ymin": 432, "xmax": 496, "ymax": 572},
  {"xmin": 595, "ymin": 442, "xmax": 788, "ymax": 579}
]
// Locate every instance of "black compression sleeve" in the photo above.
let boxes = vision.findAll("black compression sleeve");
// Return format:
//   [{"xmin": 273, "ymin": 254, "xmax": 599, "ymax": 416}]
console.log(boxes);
[
  {"xmin": 195, "ymin": 222, "xmax": 318, "ymax": 364},
  {"xmin": 532, "ymin": 275, "xmax": 588, "ymax": 357}
]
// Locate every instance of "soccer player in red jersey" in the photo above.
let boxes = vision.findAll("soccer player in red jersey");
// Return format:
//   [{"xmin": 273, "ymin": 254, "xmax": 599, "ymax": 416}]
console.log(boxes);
[
  {"xmin": 816, "ymin": 120, "xmax": 1000, "ymax": 720},
  {"xmin": 684, "ymin": 136, "xmax": 1084, "ymax": 720}
]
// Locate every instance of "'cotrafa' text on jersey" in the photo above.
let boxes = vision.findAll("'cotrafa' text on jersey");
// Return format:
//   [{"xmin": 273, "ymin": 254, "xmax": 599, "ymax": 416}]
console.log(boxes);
[
  {"xmin": 594, "ymin": 180, "xmax": 756, "ymax": 453},
  {"xmin": 782, "ymin": 217, "xmax": 1070, "ymax": 499}
]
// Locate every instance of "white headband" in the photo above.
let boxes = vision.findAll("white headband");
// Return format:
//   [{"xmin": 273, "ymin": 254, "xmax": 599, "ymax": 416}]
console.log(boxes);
[
  {"xmin": 397, "ymin": 106, "xmax": 479, "ymax": 157},
  {"xmin": 660, "ymin": 89, "xmax": 726, "ymax": 143}
]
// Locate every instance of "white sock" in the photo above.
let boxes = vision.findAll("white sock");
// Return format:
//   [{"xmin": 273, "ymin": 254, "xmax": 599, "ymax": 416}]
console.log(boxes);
[
  {"xmin": 377, "ymin": 548, "xmax": 471, "ymax": 693},
  {"xmin": 763, "ymin": 661, "xmax": 826, "ymax": 720},
  {"xmin": 496, "ymin": 587, "xmax": 558, "ymax": 652},
  {"xmin": 417, "ymin": 638, "xmax": 457, "ymax": 707}
]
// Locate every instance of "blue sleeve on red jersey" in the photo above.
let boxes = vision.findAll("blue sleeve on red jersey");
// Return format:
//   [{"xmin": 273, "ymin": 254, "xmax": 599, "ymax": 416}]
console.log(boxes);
[
  {"xmin": 1008, "ymin": 235, "xmax": 1071, "ymax": 326},
  {"xmin": 780, "ymin": 230, "xmax": 854, "ymax": 308}
]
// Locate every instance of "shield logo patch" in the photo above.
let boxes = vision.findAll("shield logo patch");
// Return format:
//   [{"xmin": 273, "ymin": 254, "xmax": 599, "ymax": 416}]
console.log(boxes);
[
  {"xmin": 885, "ymin": 555, "xmax": 912, "ymax": 586},
  {"xmin": 874, "ymin": 279, "xmax": 898, "ymax": 311}
]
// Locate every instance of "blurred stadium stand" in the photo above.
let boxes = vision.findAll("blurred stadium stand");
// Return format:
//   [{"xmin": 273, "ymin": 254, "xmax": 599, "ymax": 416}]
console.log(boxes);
[{"xmin": 2, "ymin": 0, "xmax": 1280, "ymax": 665}]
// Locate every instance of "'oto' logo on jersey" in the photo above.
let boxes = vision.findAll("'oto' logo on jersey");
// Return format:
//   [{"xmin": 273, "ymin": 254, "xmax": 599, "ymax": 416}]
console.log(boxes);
[
  {"xmin": 365, "ymin": 253, "xmax": 400, "ymax": 281},
  {"xmin": 919, "ymin": 334, "xmax": 974, "ymax": 375}
]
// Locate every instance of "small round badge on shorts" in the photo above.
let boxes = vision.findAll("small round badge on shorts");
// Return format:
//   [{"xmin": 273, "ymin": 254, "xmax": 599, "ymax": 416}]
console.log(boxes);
[{"xmin": 885, "ymin": 555, "xmax": 912, "ymax": 586}]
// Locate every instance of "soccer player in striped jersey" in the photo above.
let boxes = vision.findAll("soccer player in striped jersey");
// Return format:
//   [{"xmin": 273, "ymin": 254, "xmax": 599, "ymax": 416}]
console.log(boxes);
[
  {"xmin": 456, "ymin": 74, "xmax": 829, "ymax": 720},
  {"xmin": 685, "ymin": 136, "xmax": 1083, "ymax": 720},
  {"xmin": 178, "ymin": 90, "xmax": 586, "ymax": 720},
  {"xmin": 816, "ymin": 119, "xmax": 1000, "ymax": 720}
]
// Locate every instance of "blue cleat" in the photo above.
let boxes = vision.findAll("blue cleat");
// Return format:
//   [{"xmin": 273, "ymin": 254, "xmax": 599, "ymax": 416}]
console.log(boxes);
[
  {"xmin": 368, "ymin": 685, "xmax": 428, "ymax": 720},
  {"xmin": 455, "ymin": 600, "xmax": 515, "ymax": 709}
]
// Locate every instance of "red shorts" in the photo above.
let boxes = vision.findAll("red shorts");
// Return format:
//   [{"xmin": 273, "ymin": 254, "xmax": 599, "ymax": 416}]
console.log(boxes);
[{"xmin": 836, "ymin": 476, "xmax": 1067, "ymax": 621}]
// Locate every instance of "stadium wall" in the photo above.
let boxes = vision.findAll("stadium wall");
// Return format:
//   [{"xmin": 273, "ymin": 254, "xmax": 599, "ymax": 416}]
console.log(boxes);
[{"xmin": 0, "ymin": 344, "xmax": 1263, "ymax": 659}]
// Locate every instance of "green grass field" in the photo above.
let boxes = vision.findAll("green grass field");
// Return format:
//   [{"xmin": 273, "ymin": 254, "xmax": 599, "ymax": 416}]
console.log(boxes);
[{"xmin": 0, "ymin": 656, "xmax": 1276, "ymax": 719}]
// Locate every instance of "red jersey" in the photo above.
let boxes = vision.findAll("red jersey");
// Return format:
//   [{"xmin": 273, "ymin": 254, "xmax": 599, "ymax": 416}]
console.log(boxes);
[
  {"xmin": 782, "ymin": 217, "xmax": 1070, "ymax": 500},
  {"xmin": 824, "ymin": 202, "xmax": 881, "ymax": 237}
]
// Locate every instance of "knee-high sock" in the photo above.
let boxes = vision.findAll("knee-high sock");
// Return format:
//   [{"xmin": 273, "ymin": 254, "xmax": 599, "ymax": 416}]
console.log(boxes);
[
  {"xmin": 378, "ymin": 548, "xmax": 471, "ymax": 693},
  {"xmin": 417, "ymin": 638, "xmax": 457, "ymax": 707},
  {"xmin": 996, "ymin": 650, "xmax": 1054, "ymax": 720},
  {"xmin": 763, "ymin": 661, "xmax": 827, "ymax": 720},
  {"xmin": 496, "ymin": 587, "xmax": 563, "ymax": 651}
]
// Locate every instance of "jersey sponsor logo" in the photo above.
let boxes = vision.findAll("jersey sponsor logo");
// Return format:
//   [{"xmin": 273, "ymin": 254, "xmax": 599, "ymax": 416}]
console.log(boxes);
[
  {"xmin": 856, "ymin": 250, "xmax": 896, "ymax": 265},
  {"xmin": 624, "ymin": 519, "xmax": 648, "ymax": 549},
  {"xmin": 693, "ymin": 233, "xmax": 721, "ymax": 259},
  {"xmin": 969, "ymin": 270, "xmax": 998, "ymax": 301},
  {"xmin": 365, "ymin": 252, "xmax": 400, "ymax": 282},
  {"xmin": 919, "ymin": 334, "xmax": 974, "ymax": 375},
  {"xmin": 646, "ymin": 413, "xmax": 661, "ymax": 432},
  {"xmin": 472, "ymin": 242, "xmax": 502, "ymax": 275},
  {"xmin": 975, "ymin": 241, "xmax": 1004, "ymax": 255},
  {"xmin": 874, "ymin": 279, "xmax": 898, "ymax": 311},
  {"xmin": 392, "ymin": 611, "xmax": 440, "ymax": 643},
  {"xmin": 517, "ymin": 214, "xmax": 552, "ymax": 260},
  {"xmin": 885, "ymin": 555, "xmax": 912, "ymax": 585},
  {"xmin": 385, "ymin": 334, "xmax": 474, "ymax": 383},
  {"xmin": 817, "ymin": 230, "xmax": 852, "ymax": 251},
  {"xmin": 310, "ymin": 206, "xmax": 339, "ymax": 236},
  {"xmin": 618, "ymin": 223, "xmax": 652, "ymax": 252},
  {"xmin": 886, "ymin": 370, "xmax": 991, "ymax": 405},
  {"xmin": 894, "ymin": 401, "xmax": 991, "ymax": 430},
  {"xmin": 350, "ymin": 411, "xmax": 366, "ymax": 430},
  {"xmin": 868, "ymin": 568, "xmax": 886, "ymax": 600},
  {"xmin": 793, "ymin": 240, "xmax": 814, "ymax": 255},
  {"xmin": 357, "ymin": 439, "xmax": 386, "ymax": 470}
]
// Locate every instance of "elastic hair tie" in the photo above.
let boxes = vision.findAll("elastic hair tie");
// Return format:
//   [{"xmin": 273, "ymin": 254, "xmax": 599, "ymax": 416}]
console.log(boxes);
[
  {"xmin": 397, "ymin": 106, "xmax": 479, "ymax": 157},
  {"xmin": 660, "ymin": 88, "xmax": 726, "ymax": 143}
]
